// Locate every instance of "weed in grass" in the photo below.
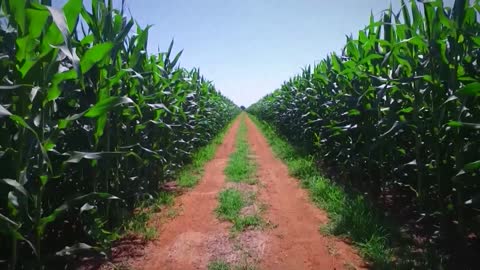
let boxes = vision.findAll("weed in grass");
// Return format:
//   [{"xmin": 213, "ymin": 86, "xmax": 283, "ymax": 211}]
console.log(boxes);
[
  {"xmin": 233, "ymin": 215, "xmax": 263, "ymax": 232},
  {"xmin": 167, "ymin": 208, "xmax": 179, "ymax": 219},
  {"xmin": 109, "ymin": 263, "xmax": 135, "ymax": 270},
  {"xmin": 359, "ymin": 235, "xmax": 391, "ymax": 269},
  {"xmin": 233, "ymin": 264, "xmax": 258, "ymax": 270},
  {"xmin": 178, "ymin": 170, "xmax": 201, "ymax": 188},
  {"xmin": 208, "ymin": 260, "xmax": 231, "ymax": 270},
  {"xmin": 216, "ymin": 189, "xmax": 245, "ymax": 222},
  {"xmin": 142, "ymin": 228, "xmax": 157, "ymax": 241},
  {"xmin": 151, "ymin": 192, "xmax": 175, "ymax": 212},
  {"xmin": 122, "ymin": 211, "xmax": 157, "ymax": 240},
  {"xmin": 215, "ymin": 189, "xmax": 263, "ymax": 232},
  {"xmin": 287, "ymin": 158, "xmax": 317, "ymax": 179}
]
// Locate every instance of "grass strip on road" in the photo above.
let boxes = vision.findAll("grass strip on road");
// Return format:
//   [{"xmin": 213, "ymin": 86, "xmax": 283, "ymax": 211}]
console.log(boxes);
[{"xmin": 224, "ymin": 117, "xmax": 257, "ymax": 185}]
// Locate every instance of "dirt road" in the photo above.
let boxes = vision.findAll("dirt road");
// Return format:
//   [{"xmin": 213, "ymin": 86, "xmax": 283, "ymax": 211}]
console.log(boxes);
[
  {"xmin": 245, "ymin": 117, "xmax": 364, "ymax": 270},
  {"xmin": 122, "ymin": 116, "xmax": 365, "ymax": 269}
]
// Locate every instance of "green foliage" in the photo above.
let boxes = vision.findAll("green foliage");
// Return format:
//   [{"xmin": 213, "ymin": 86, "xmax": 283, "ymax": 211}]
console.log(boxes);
[
  {"xmin": 224, "ymin": 118, "xmax": 257, "ymax": 184},
  {"xmin": 248, "ymin": 0, "xmax": 480, "ymax": 267},
  {"xmin": 232, "ymin": 215, "xmax": 262, "ymax": 232},
  {"xmin": 0, "ymin": 0, "xmax": 239, "ymax": 268},
  {"xmin": 120, "ymin": 192, "xmax": 174, "ymax": 241},
  {"xmin": 215, "ymin": 187, "xmax": 262, "ymax": 232},
  {"xmin": 121, "ymin": 210, "xmax": 157, "ymax": 241},
  {"xmin": 216, "ymin": 189, "xmax": 245, "ymax": 222}
]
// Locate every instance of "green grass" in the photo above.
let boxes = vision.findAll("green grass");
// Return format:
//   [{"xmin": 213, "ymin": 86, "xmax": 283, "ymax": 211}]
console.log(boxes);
[
  {"xmin": 233, "ymin": 215, "xmax": 263, "ymax": 232},
  {"xmin": 207, "ymin": 260, "xmax": 257, "ymax": 270},
  {"xmin": 215, "ymin": 188, "xmax": 263, "ymax": 232},
  {"xmin": 208, "ymin": 261, "xmax": 231, "ymax": 270},
  {"xmin": 224, "ymin": 118, "xmax": 257, "ymax": 184},
  {"xmin": 120, "ymin": 192, "xmax": 175, "ymax": 240},
  {"xmin": 249, "ymin": 115, "xmax": 393, "ymax": 268},
  {"xmin": 216, "ymin": 188, "xmax": 245, "ymax": 221},
  {"xmin": 217, "ymin": 117, "xmax": 263, "ymax": 232}
]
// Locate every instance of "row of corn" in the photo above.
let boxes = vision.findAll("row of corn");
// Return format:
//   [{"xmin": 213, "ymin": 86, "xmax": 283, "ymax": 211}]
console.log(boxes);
[
  {"xmin": 0, "ymin": 0, "xmax": 239, "ymax": 269},
  {"xmin": 249, "ymin": 0, "xmax": 479, "ymax": 266}
]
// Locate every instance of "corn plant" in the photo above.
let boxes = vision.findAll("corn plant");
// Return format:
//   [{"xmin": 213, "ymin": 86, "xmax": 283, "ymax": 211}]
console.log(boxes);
[
  {"xmin": 0, "ymin": 0, "xmax": 239, "ymax": 269},
  {"xmin": 249, "ymin": 0, "xmax": 479, "ymax": 266}
]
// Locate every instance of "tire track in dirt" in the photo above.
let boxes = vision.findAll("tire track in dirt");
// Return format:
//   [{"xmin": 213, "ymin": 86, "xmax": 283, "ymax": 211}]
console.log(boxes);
[
  {"xmin": 128, "ymin": 119, "xmax": 241, "ymax": 270},
  {"xmin": 244, "ymin": 116, "xmax": 367, "ymax": 270}
]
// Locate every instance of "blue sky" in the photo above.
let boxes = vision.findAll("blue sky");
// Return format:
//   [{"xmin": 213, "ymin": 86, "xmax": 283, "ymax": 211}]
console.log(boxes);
[{"xmin": 53, "ymin": 0, "xmax": 455, "ymax": 106}]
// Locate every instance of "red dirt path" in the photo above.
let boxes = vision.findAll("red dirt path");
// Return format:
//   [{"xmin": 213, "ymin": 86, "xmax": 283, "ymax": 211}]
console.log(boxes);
[
  {"xmin": 245, "ymin": 117, "xmax": 365, "ymax": 270},
  {"xmin": 109, "ymin": 116, "xmax": 365, "ymax": 269},
  {"xmin": 129, "ymin": 119, "xmax": 241, "ymax": 270}
]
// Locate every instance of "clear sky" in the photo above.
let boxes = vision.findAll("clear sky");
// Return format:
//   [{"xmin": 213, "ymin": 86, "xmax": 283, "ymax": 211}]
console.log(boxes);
[{"xmin": 52, "ymin": 0, "xmax": 455, "ymax": 106}]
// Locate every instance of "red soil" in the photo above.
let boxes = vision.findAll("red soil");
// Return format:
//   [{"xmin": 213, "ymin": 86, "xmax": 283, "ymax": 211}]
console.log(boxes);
[{"xmin": 101, "ymin": 115, "xmax": 366, "ymax": 269}]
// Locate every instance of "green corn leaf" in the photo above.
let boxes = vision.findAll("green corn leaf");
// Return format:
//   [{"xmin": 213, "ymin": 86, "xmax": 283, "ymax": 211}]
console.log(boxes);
[
  {"xmin": 147, "ymin": 103, "xmax": 172, "ymax": 113},
  {"xmin": 348, "ymin": 109, "xmax": 361, "ymax": 116},
  {"xmin": 46, "ymin": 70, "xmax": 78, "ymax": 102},
  {"xmin": 94, "ymin": 114, "xmax": 108, "ymax": 142},
  {"xmin": 26, "ymin": 8, "xmax": 50, "ymax": 39},
  {"xmin": 80, "ymin": 42, "xmax": 114, "ymax": 74},
  {"xmin": 0, "ymin": 179, "xmax": 28, "ymax": 197},
  {"xmin": 0, "ymin": 105, "xmax": 12, "ymax": 118},
  {"xmin": 464, "ymin": 160, "xmax": 480, "ymax": 172},
  {"xmin": 381, "ymin": 121, "xmax": 401, "ymax": 137},
  {"xmin": 0, "ymin": 85, "xmax": 32, "ymax": 90},
  {"xmin": 7, "ymin": 0, "xmax": 26, "ymax": 34},
  {"xmin": 56, "ymin": 243, "xmax": 99, "ymax": 257},
  {"xmin": 84, "ymin": 96, "xmax": 134, "ymax": 118},
  {"xmin": 62, "ymin": 0, "xmax": 83, "ymax": 32},
  {"xmin": 9, "ymin": 115, "xmax": 39, "ymax": 140},
  {"xmin": 46, "ymin": 6, "xmax": 70, "ymax": 43},
  {"xmin": 448, "ymin": 121, "xmax": 480, "ymax": 129},
  {"xmin": 14, "ymin": 231, "xmax": 38, "ymax": 256},
  {"xmin": 65, "ymin": 151, "xmax": 102, "ymax": 163},
  {"xmin": 453, "ymin": 0, "xmax": 467, "ymax": 26},
  {"xmin": 0, "ymin": 212, "xmax": 18, "ymax": 228},
  {"xmin": 169, "ymin": 49, "xmax": 184, "ymax": 70},
  {"xmin": 8, "ymin": 192, "xmax": 19, "ymax": 208},
  {"xmin": 398, "ymin": 107, "xmax": 414, "ymax": 114},
  {"xmin": 38, "ymin": 192, "xmax": 120, "ymax": 235},
  {"xmin": 65, "ymin": 151, "xmax": 127, "ymax": 163},
  {"xmin": 457, "ymin": 82, "xmax": 480, "ymax": 96},
  {"xmin": 129, "ymin": 25, "xmax": 151, "ymax": 67}
]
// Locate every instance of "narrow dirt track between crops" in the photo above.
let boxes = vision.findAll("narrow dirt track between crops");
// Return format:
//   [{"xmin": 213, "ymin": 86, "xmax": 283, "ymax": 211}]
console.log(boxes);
[
  {"xmin": 126, "ymin": 119, "xmax": 241, "ymax": 270},
  {"xmin": 119, "ymin": 115, "xmax": 365, "ymax": 270},
  {"xmin": 244, "ymin": 117, "xmax": 365, "ymax": 270}
]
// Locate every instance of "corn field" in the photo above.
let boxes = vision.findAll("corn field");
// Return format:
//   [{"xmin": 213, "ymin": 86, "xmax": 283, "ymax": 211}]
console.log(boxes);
[
  {"xmin": 249, "ymin": 0, "xmax": 480, "ymax": 264},
  {"xmin": 0, "ymin": 0, "xmax": 239, "ymax": 268}
]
